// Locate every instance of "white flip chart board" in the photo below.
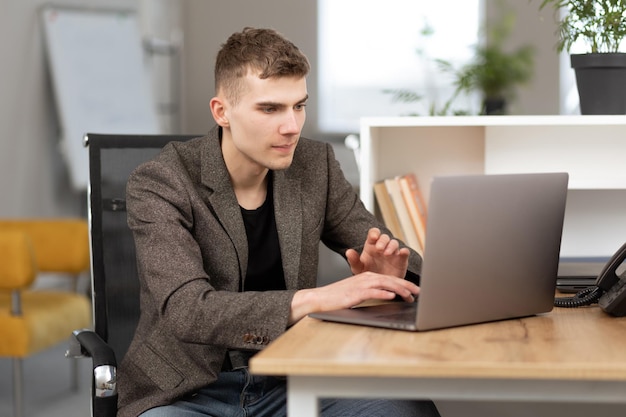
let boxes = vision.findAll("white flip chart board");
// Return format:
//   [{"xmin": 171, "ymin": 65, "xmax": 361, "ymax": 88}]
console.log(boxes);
[{"xmin": 41, "ymin": 6, "xmax": 160, "ymax": 190}]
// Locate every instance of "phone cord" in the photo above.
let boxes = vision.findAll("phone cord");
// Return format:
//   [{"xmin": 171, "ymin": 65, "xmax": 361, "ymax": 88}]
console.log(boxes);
[{"xmin": 554, "ymin": 286, "xmax": 604, "ymax": 308}]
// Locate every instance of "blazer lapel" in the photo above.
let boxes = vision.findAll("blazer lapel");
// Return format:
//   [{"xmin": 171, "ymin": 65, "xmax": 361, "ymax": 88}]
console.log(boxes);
[
  {"xmin": 273, "ymin": 170, "xmax": 302, "ymax": 290},
  {"xmin": 197, "ymin": 126, "xmax": 303, "ymax": 290},
  {"xmin": 199, "ymin": 128, "xmax": 248, "ymax": 282}
]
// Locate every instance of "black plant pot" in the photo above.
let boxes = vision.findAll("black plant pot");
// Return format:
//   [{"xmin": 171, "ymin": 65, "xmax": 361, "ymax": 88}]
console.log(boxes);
[
  {"xmin": 570, "ymin": 53, "xmax": 626, "ymax": 115},
  {"xmin": 482, "ymin": 97, "xmax": 506, "ymax": 115}
]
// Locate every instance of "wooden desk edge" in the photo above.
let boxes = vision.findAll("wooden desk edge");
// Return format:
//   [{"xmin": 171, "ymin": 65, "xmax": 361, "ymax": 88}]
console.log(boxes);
[{"xmin": 251, "ymin": 311, "xmax": 626, "ymax": 382}]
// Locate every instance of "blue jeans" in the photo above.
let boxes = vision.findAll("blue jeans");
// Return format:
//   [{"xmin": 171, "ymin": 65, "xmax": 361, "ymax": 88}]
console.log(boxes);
[{"xmin": 139, "ymin": 368, "xmax": 439, "ymax": 417}]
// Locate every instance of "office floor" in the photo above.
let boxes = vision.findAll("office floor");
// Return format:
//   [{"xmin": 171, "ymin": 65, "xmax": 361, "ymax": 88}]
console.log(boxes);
[{"xmin": 0, "ymin": 342, "xmax": 91, "ymax": 417}]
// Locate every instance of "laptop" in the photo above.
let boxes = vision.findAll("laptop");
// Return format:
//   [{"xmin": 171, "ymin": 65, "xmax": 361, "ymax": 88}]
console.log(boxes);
[
  {"xmin": 556, "ymin": 257, "xmax": 606, "ymax": 293},
  {"xmin": 310, "ymin": 172, "xmax": 569, "ymax": 331}
]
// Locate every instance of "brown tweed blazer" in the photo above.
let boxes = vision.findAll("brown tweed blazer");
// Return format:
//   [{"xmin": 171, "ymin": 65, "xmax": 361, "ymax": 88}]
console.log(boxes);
[{"xmin": 118, "ymin": 126, "xmax": 422, "ymax": 416}]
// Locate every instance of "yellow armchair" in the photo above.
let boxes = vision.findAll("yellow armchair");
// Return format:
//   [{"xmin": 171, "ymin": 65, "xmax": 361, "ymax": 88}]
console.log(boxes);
[{"xmin": 0, "ymin": 219, "xmax": 92, "ymax": 417}]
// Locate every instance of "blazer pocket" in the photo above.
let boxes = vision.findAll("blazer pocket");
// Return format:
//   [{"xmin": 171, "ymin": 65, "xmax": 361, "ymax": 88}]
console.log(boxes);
[{"xmin": 135, "ymin": 343, "xmax": 185, "ymax": 390}]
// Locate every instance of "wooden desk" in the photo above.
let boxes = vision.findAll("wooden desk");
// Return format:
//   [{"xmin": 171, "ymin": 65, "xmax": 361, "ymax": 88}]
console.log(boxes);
[{"xmin": 250, "ymin": 306, "xmax": 626, "ymax": 417}]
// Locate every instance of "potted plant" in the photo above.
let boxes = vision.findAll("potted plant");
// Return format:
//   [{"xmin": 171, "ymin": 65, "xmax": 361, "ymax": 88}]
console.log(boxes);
[
  {"xmin": 384, "ymin": 4, "xmax": 534, "ymax": 116},
  {"xmin": 539, "ymin": 0, "xmax": 626, "ymax": 114},
  {"xmin": 438, "ymin": 9, "xmax": 534, "ymax": 115}
]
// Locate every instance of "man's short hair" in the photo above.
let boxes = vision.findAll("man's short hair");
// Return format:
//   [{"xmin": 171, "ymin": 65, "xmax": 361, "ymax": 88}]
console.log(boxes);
[{"xmin": 215, "ymin": 27, "xmax": 311, "ymax": 104}]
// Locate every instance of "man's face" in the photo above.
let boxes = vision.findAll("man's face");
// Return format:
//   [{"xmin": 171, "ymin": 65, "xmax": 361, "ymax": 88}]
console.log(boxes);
[{"xmin": 221, "ymin": 72, "xmax": 308, "ymax": 172}]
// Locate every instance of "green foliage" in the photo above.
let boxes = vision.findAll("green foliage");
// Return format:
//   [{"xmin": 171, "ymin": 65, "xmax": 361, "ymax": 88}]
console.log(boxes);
[
  {"xmin": 382, "ymin": 89, "xmax": 422, "ymax": 104},
  {"xmin": 383, "ymin": 2, "xmax": 534, "ymax": 115},
  {"xmin": 382, "ymin": 88, "xmax": 470, "ymax": 116},
  {"xmin": 442, "ymin": 9, "xmax": 535, "ymax": 104},
  {"xmin": 539, "ymin": 0, "xmax": 626, "ymax": 53}
]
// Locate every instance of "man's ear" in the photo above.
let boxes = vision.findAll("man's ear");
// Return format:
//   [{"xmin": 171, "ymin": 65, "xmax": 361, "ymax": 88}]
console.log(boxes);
[{"xmin": 210, "ymin": 97, "xmax": 229, "ymax": 127}]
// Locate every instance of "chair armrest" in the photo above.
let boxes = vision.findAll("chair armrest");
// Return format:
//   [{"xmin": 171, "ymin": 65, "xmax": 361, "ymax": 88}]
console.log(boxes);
[{"xmin": 67, "ymin": 329, "xmax": 118, "ymax": 417}]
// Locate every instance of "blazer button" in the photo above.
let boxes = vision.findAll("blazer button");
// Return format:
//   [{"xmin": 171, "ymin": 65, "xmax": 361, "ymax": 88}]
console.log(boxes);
[{"xmin": 243, "ymin": 333, "xmax": 254, "ymax": 343}]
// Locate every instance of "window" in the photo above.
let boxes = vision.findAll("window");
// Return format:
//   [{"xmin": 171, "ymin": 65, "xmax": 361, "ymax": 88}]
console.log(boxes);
[
  {"xmin": 559, "ymin": 7, "xmax": 586, "ymax": 115},
  {"xmin": 318, "ymin": 0, "xmax": 481, "ymax": 133}
]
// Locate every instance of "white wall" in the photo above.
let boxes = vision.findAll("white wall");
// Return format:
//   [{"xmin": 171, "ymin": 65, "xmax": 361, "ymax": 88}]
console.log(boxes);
[
  {"xmin": 2, "ymin": 1, "xmax": 79, "ymax": 217},
  {"xmin": 0, "ymin": 0, "xmax": 138, "ymax": 217},
  {"xmin": 0, "ymin": 0, "xmax": 184, "ymax": 217},
  {"xmin": 492, "ymin": 0, "xmax": 561, "ymax": 115}
]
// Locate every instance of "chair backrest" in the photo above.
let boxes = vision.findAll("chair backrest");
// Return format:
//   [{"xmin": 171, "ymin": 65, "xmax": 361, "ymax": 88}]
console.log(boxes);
[
  {"xmin": 0, "ymin": 220, "xmax": 89, "ymax": 275},
  {"xmin": 86, "ymin": 133, "xmax": 198, "ymax": 361},
  {"xmin": 0, "ymin": 230, "xmax": 36, "ymax": 291}
]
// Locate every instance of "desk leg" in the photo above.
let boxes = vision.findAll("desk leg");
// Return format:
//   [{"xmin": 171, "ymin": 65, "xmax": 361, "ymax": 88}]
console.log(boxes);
[{"xmin": 287, "ymin": 376, "xmax": 319, "ymax": 417}]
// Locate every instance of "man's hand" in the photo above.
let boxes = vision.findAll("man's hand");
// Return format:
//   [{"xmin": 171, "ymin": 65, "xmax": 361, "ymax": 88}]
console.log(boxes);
[
  {"xmin": 289, "ymin": 228, "xmax": 416, "ymax": 325},
  {"xmin": 289, "ymin": 271, "xmax": 419, "ymax": 325},
  {"xmin": 345, "ymin": 228, "xmax": 410, "ymax": 278}
]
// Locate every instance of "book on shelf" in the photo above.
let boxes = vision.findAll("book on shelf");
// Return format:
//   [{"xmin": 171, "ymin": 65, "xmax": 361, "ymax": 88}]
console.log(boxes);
[
  {"xmin": 383, "ymin": 177, "xmax": 423, "ymax": 254},
  {"xmin": 373, "ymin": 181, "xmax": 405, "ymax": 242},
  {"xmin": 398, "ymin": 173, "xmax": 427, "ymax": 250}
]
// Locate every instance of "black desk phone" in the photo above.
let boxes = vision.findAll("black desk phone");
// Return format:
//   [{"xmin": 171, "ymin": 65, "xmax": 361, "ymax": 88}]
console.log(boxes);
[{"xmin": 555, "ymin": 242, "xmax": 626, "ymax": 316}]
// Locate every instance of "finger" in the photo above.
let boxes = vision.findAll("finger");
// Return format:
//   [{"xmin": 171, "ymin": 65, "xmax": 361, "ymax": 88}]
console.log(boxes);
[
  {"xmin": 399, "ymin": 291, "xmax": 416, "ymax": 303},
  {"xmin": 367, "ymin": 227, "xmax": 381, "ymax": 244},
  {"xmin": 365, "ymin": 273, "xmax": 419, "ymax": 296},
  {"xmin": 382, "ymin": 238, "xmax": 400, "ymax": 255},
  {"xmin": 398, "ymin": 247, "xmax": 410, "ymax": 256},
  {"xmin": 370, "ymin": 280, "xmax": 417, "ymax": 303},
  {"xmin": 345, "ymin": 248, "xmax": 363, "ymax": 274},
  {"xmin": 363, "ymin": 288, "xmax": 400, "ymax": 301},
  {"xmin": 394, "ymin": 246, "xmax": 411, "ymax": 261},
  {"xmin": 375, "ymin": 233, "xmax": 391, "ymax": 250}
]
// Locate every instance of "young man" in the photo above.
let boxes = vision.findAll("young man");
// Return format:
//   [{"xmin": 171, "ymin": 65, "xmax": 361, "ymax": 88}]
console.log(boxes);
[{"xmin": 122, "ymin": 27, "xmax": 439, "ymax": 417}]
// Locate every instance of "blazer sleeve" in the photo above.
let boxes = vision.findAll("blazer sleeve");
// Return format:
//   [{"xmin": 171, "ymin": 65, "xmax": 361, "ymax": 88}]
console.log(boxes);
[{"xmin": 318, "ymin": 142, "xmax": 422, "ymax": 283}]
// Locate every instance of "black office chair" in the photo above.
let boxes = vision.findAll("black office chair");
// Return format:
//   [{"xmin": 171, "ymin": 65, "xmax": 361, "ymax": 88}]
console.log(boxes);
[{"xmin": 67, "ymin": 133, "xmax": 197, "ymax": 417}]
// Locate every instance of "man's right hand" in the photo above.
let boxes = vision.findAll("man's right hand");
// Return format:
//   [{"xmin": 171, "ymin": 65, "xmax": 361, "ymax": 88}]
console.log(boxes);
[{"xmin": 288, "ymin": 272, "xmax": 419, "ymax": 325}]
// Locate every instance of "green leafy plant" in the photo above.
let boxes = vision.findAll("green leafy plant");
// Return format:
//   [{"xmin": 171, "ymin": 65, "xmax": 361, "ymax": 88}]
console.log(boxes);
[
  {"xmin": 440, "ymin": 8, "xmax": 534, "ymax": 114},
  {"xmin": 383, "ymin": 23, "xmax": 469, "ymax": 116},
  {"xmin": 384, "ymin": 3, "xmax": 534, "ymax": 115},
  {"xmin": 538, "ymin": 0, "xmax": 626, "ymax": 53}
]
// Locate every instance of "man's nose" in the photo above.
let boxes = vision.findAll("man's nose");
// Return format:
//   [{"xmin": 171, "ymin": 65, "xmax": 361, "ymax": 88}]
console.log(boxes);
[{"xmin": 279, "ymin": 110, "xmax": 301, "ymax": 134}]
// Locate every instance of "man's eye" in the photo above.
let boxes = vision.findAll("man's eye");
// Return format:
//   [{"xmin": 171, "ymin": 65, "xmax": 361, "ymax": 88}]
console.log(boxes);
[
  {"xmin": 295, "ymin": 103, "xmax": 307, "ymax": 111},
  {"xmin": 262, "ymin": 107, "xmax": 276, "ymax": 113}
]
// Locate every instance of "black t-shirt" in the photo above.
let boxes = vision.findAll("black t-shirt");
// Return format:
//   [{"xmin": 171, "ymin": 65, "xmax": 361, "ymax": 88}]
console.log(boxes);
[{"xmin": 239, "ymin": 175, "xmax": 286, "ymax": 292}]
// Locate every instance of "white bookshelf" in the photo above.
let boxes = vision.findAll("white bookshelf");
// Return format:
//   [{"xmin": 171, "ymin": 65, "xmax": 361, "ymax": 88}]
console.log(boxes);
[{"xmin": 359, "ymin": 115, "xmax": 626, "ymax": 258}]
